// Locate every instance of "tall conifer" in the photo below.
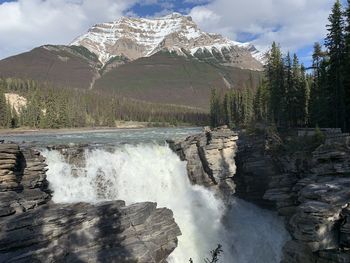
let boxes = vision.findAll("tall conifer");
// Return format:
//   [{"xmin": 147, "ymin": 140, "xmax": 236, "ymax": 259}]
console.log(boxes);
[
  {"xmin": 266, "ymin": 42, "xmax": 285, "ymax": 126},
  {"xmin": 325, "ymin": 0, "xmax": 346, "ymax": 129},
  {"xmin": 344, "ymin": 0, "xmax": 350, "ymax": 129}
]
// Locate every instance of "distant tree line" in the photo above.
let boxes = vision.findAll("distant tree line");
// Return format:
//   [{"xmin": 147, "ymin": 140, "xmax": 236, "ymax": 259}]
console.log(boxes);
[
  {"xmin": 210, "ymin": 0, "xmax": 350, "ymax": 131},
  {"xmin": 210, "ymin": 88, "xmax": 255, "ymax": 128},
  {"xmin": 0, "ymin": 78, "xmax": 209, "ymax": 129}
]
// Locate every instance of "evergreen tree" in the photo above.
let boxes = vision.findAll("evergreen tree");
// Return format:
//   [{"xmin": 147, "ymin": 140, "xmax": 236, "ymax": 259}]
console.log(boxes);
[
  {"xmin": 0, "ymin": 86, "xmax": 7, "ymax": 127},
  {"xmin": 266, "ymin": 42, "xmax": 285, "ymax": 126},
  {"xmin": 44, "ymin": 90, "xmax": 59, "ymax": 129},
  {"xmin": 284, "ymin": 52, "xmax": 293, "ymax": 126},
  {"xmin": 0, "ymin": 77, "xmax": 209, "ymax": 129},
  {"xmin": 298, "ymin": 64, "xmax": 308, "ymax": 126},
  {"xmin": 243, "ymin": 88, "xmax": 254, "ymax": 125},
  {"xmin": 223, "ymin": 94, "xmax": 232, "ymax": 128},
  {"xmin": 253, "ymin": 81, "xmax": 269, "ymax": 122},
  {"xmin": 309, "ymin": 43, "xmax": 329, "ymax": 127},
  {"xmin": 5, "ymin": 103, "xmax": 12, "ymax": 128},
  {"xmin": 325, "ymin": 0, "xmax": 346, "ymax": 129},
  {"xmin": 105, "ymin": 99, "xmax": 116, "ymax": 127},
  {"xmin": 24, "ymin": 88, "xmax": 42, "ymax": 128},
  {"xmin": 210, "ymin": 89, "xmax": 222, "ymax": 128},
  {"xmin": 11, "ymin": 107, "xmax": 19, "ymax": 128},
  {"xmin": 57, "ymin": 92, "xmax": 69, "ymax": 128},
  {"xmin": 0, "ymin": 86, "xmax": 11, "ymax": 128},
  {"xmin": 344, "ymin": 0, "xmax": 350, "ymax": 129}
]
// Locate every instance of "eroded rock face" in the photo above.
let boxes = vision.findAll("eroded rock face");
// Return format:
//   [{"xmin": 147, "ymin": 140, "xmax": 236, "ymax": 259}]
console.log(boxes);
[
  {"xmin": 234, "ymin": 133, "xmax": 279, "ymax": 208},
  {"xmin": 0, "ymin": 143, "xmax": 50, "ymax": 217},
  {"xmin": 0, "ymin": 201, "xmax": 180, "ymax": 263},
  {"xmin": 0, "ymin": 143, "xmax": 181, "ymax": 263},
  {"xmin": 235, "ymin": 131, "xmax": 350, "ymax": 262},
  {"xmin": 168, "ymin": 126, "xmax": 238, "ymax": 201}
]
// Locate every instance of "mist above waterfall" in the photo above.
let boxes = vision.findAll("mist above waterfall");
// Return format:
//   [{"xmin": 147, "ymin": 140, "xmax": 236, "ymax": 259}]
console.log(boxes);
[{"xmin": 42, "ymin": 144, "xmax": 289, "ymax": 263}]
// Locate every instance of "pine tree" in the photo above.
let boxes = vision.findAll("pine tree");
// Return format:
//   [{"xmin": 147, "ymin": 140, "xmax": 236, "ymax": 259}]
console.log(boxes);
[
  {"xmin": 344, "ymin": 0, "xmax": 350, "ymax": 130},
  {"xmin": 25, "ymin": 88, "xmax": 42, "ymax": 128},
  {"xmin": 253, "ymin": 81, "xmax": 269, "ymax": 122},
  {"xmin": 309, "ymin": 43, "xmax": 329, "ymax": 127},
  {"xmin": 223, "ymin": 93, "xmax": 232, "ymax": 128},
  {"xmin": 266, "ymin": 42, "xmax": 285, "ymax": 126},
  {"xmin": 0, "ymin": 86, "xmax": 7, "ymax": 127},
  {"xmin": 210, "ymin": 89, "xmax": 222, "ymax": 128},
  {"xmin": 5, "ymin": 103, "xmax": 12, "ymax": 128},
  {"xmin": 11, "ymin": 106, "xmax": 19, "ymax": 128},
  {"xmin": 325, "ymin": 0, "xmax": 346, "ymax": 129},
  {"xmin": 105, "ymin": 99, "xmax": 116, "ymax": 127},
  {"xmin": 57, "ymin": 92, "xmax": 69, "ymax": 128},
  {"xmin": 284, "ymin": 52, "xmax": 293, "ymax": 126},
  {"xmin": 44, "ymin": 90, "xmax": 59, "ymax": 129},
  {"xmin": 243, "ymin": 88, "xmax": 254, "ymax": 125},
  {"xmin": 298, "ymin": 64, "xmax": 308, "ymax": 126}
]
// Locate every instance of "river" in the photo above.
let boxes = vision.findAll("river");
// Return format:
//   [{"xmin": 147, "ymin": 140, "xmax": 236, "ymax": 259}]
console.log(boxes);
[{"xmin": 1, "ymin": 127, "xmax": 290, "ymax": 263}]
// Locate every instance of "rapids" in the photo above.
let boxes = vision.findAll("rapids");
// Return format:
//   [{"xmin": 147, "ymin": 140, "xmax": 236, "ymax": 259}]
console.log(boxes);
[{"xmin": 42, "ymin": 143, "xmax": 289, "ymax": 263}]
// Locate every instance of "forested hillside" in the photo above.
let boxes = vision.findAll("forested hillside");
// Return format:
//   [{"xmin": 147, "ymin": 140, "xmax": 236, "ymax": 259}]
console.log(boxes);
[
  {"xmin": 210, "ymin": 0, "xmax": 350, "ymax": 132},
  {"xmin": 95, "ymin": 52, "xmax": 262, "ymax": 109},
  {"xmin": 0, "ymin": 78, "xmax": 208, "ymax": 129}
]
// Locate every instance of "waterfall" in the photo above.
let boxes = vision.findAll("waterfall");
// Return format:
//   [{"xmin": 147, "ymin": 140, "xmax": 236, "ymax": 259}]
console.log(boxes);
[{"xmin": 42, "ymin": 143, "xmax": 289, "ymax": 263}]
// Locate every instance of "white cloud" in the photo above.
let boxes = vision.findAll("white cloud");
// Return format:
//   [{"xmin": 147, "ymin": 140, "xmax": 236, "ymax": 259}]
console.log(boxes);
[
  {"xmin": 184, "ymin": 0, "xmax": 212, "ymax": 4},
  {"xmin": 0, "ymin": 0, "xmax": 139, "ymax": 59},
  {"xmin": 0, "ymin": 0, "xmax": 338, "ymax": 60},
  {"xmin": 189, "ymin": 0, "xmax": 334, "ymax": 53}
]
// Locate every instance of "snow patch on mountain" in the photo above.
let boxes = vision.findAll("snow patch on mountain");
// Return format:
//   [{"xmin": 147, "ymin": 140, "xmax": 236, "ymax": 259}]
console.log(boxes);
[{"xmin": 71, "ymin": 13, "xmax": 264, "ymax": 69}]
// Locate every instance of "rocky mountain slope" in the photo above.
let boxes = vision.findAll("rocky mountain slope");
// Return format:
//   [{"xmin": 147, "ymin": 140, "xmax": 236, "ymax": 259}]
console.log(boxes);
[
  {"xmin": 94, "ymin": 52, "xmax": 262, "ymax": 109},
  {"xmin": 71, "ymin": 13, "xmax": 263, "ymax": 70},
  {"xmin": 0, "ymin": 45, "xmax": 101, "ymax": 90},
  {"xmin": 0, "ymin": 13, "xmax": 263, "ymax": 110}
]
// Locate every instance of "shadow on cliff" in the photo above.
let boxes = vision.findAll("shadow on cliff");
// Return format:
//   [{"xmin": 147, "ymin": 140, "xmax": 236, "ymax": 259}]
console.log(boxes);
[
  {"xmin": 0, "ymin": 147, "xmax": 132, "ymax": 262},
  {"xmin": 0, "ymin": 201, "xmax": 134, "ymax": 262},
  {"xmin": 96, "ymin": 202, "xmax": 135, "ymax": 263}
]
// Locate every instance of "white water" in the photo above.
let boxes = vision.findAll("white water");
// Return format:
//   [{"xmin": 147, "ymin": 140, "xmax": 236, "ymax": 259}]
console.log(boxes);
[{"xmin": 42, "ymin": 144, "xmax": 289, "ymax": 263}]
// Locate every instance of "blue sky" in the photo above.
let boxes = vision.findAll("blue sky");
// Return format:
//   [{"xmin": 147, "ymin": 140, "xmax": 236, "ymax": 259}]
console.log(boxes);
[{"xmin": 0, "ymin": 0, "xmax": 346, "ymax": 66}]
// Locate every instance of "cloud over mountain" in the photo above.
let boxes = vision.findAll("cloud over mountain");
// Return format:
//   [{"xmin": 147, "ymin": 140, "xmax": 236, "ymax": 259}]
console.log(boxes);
[
  {"xmin": 0, "ymin": 0, "xmax": 337, "ymax": 60},
  {"xmin": 189, "ymin": 0, "xmax": 333, "ymax": 53},
  {"xmin": 0, "ymin": 0, "xmax": 138, "ymax": 59}
]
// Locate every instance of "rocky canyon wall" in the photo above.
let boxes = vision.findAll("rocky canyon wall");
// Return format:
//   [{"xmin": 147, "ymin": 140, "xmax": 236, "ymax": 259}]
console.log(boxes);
[
  {"xmin": 0, "ymin": 143, "xmax": 180, "ymax": 263},
  {"xmin": 171, "ymin": 126, "xmax": 350, "ymax": 263},
  {"xmin": 235, "ymin": 129, "xmax": 350, "ymax": 263},
  {"xmin": 167, "ymin": 127, "xmax": 238, "ymax": 201}
]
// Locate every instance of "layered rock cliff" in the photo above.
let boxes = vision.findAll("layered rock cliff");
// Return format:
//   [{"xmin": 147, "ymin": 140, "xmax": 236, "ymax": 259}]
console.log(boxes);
[
  {"xmin": 168, "ymin": 126, "xmax": 238, "ymax": 200},
  {"xmin": 235, "ymin": 129, "xmax": 350, "ymax": 263},
  {"xmin": 0, "ymin": 143, "xmax": 50, "ymax": 217},
  {"xmin": 0, "ymin": 142, "xmax": 181, "ymax": 262},
  {"xmin": 170, "ymin": 126, "xmax": 350, "ymax": 262}
]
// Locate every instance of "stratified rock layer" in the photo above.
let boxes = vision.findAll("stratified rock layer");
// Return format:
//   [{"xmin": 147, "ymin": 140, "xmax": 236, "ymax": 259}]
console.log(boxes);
[
  {"xmin": 168, "ymin": 126, "xmax": 238, "ymax": 200},
  {"xmin": 0, "ymin": 201, "xmax": 180, "ymax": 263},
  {"xmin": 235, "ymin": 130, "xmax": 350, "ymax": 262},
  {"xmin": 0, "ymin": 142, "xmax": 181, "ymax": 263},
  {"xmin": 0, "ymin": 144, "xmax": 50, "ymax": 217}
]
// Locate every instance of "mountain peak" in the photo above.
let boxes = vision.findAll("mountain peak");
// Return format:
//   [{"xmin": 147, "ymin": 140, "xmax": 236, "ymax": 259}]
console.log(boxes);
[
  {"xmin": 159, "ymin": 12, "xmax": 193, "ymax": 21},
  {"xmin": 71, "ymin": 13, "xmax": 263, "ymax": 70}
]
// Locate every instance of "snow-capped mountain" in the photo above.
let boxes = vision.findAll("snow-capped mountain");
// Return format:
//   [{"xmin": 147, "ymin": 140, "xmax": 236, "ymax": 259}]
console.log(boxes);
[{"xmin": 71, "ymin": 13, "xmax": 264, "ymax": 70}]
